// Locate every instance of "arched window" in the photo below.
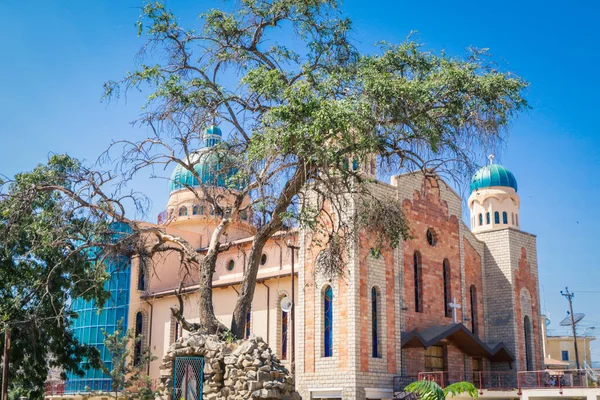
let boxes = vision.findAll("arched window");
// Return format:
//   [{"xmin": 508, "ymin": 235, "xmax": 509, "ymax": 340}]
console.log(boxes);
[
  {"xmin": 245, "ymin": 308, "xmax": 252, "ymax": 339},
  {"xmin": 494, "ymin": 212, "xmax": 500, "ymax": 224},
  {"xmin": 516, "ymin": 214, "xmax": 519, "ymax": 226},
  {"xmin": 134, "ymin": 312, "xmax": 144, "ymax": 366},
  {"xmin": 512, "ymin": 213, "xmax": 515, "ymax": 225},
  {"xmin": 443, "ymin": 259, "xmax": 451, "ymax": 318},
  {"xmin": 371, "ymin": 287, "xmax": 380, "ymax": 358},
  {"xmin": 352, "ymin": 157, "xmax": 360, "ymax": 171},
  {"xmin": 503, "ymin": 211, "xmax": 508, "ymax": 224},
  {"xmin": 178, "ymin": 206, "xmax": 188, "ymax": 217},
  {"xmin": 323, "ymin": 286, "xmax": 333, "ymax": 357},
  {"xmin": 470, "ymin": 285, "xmax": 478, "ymax": 335},
  {"xmin": 478, "ymin": 214, "xmax": 483, "ymax": 226},
  {"xmin": 281, "ymin": 307, "xmax": 288, "ymax": 360},
  {"xmin": 192, "ymin": 204, "xmax": 203, "ymax": 215},
  {"xmin": 137, "ymin": 264, "xmax": 146, "ymax": 291},
  {"xmin": 524, "ymin": 316, "xmax": 533, "ymax": 371},
  {"xmin": 486, "ymin": 212, "xmax": 491, "ymax": 225},
  {"xmin": 414, "ymin": 252, "xmax": 423, "ymax": 312}
]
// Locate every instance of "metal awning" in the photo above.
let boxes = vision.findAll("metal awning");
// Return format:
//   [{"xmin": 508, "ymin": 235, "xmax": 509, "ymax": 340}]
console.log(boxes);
[{"xmin": 401, "ymin": 323, "xmax": 514, "ymax": 362}]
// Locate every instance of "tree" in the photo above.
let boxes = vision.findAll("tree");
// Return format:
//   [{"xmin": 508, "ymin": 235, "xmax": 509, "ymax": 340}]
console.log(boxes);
[
  {"xmin": 101, "ymin": 0, "xmax": 528, "ymax": 338},
  {"xmin": 0, "ymin": 155, "xmax": 115, "ymax": 398},
  {"xmin": 404, "ymin": 380, "xmax": 479, "ymax": 400},
  {"xmin": 99, "ymin": 319, "xmax": 157, "ymax": 400}
]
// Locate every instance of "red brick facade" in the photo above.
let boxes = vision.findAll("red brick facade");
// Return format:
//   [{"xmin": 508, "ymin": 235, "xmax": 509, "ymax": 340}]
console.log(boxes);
[
  {"xmin": 402, "ymin": 178, "xmax": 462, "ymax": 330},
  {"xmin": 514, "ymin": 247, "xmax": 542, "ymax": 371}
]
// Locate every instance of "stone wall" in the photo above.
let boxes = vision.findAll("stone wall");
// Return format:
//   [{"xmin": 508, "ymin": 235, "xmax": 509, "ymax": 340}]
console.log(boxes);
[{"xmin": 159, "ymin": 334, "xmax": 300, "ymax": 400}]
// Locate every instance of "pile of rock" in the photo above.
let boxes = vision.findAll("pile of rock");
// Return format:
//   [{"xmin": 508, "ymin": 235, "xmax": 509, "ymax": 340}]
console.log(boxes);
[{"xmin": 159, "ymin": 333, "xmax": 300, "ymax": 400}]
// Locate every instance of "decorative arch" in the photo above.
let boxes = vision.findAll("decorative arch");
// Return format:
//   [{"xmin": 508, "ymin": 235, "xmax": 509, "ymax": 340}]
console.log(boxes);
[
  {"xmin": 192, "ymin": 204, "xmax": 204, "ymax": 215},
  {"xmin": 178, "ymin": 206, "xmax": 188, "ymax": 217}
]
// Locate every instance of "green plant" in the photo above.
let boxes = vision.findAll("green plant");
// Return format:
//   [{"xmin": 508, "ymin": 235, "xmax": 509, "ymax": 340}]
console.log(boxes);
[{"xmin": 404, "ymin": 380, "xmax": 479, "ymax": 400}]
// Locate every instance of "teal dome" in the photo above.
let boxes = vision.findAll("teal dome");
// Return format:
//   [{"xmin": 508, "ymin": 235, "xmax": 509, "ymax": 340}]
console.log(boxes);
[
  {"xmin": 470, "ymin": 164, "xmax": 518, "ymax": 193},
  {"xmin": 169, "ymin": 126, "xmax": 239, "ymax": 192}
]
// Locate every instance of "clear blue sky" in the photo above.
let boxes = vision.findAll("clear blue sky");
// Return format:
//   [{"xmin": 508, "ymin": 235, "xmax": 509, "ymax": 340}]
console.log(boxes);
[{"xmin": 1, "ymin": 1, "xmax": 599, "ymax": 360}]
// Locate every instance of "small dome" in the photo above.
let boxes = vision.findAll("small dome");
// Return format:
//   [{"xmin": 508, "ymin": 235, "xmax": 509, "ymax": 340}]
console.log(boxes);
[
  {"xmin": 169, "ymin": 126, "xmax": 239, "ymax": 193},
  {"xmin": 470, "ymin": 164, "xmax": 518, "ymax": 193}
]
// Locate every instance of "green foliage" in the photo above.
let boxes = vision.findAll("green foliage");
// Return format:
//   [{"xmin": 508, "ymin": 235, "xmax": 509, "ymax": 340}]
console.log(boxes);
[
  {"xmin": 100, "ymin": 319, "xmax": 158, "ymax": 400},
  {"xmin": 0, "ymin": 154, "xmax": 114, "ymax": 399},
  {"xmin": 404, "ymin": 380, "xmax": 479, "ymax": 400}
]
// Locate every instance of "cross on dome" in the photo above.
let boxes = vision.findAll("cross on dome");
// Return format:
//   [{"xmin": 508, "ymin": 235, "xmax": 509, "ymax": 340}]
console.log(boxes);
[{"xmin": 488, "ymin": 154, "xmax": 495, "ymax": 165}]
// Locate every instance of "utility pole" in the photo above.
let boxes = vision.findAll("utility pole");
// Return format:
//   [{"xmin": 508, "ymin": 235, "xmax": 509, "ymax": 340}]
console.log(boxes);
[
  {"xmin": 561, "ymin": 287, "xmax": 581, "ymax": 370},
  {"xmin": 1, "ymin": 327, "xmax": 10, "ymax": 400}
]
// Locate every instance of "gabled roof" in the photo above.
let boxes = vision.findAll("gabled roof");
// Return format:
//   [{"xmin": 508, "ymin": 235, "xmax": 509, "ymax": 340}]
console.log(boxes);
[{"xmin": 401, "ymin": 323, "xmax": 514, "ymax": 362}]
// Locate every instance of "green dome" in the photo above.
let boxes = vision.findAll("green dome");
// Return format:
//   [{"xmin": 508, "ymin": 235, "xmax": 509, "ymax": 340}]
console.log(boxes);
[
  {"xmin": 470, "ymin": 164, "xmax": 518, "ymax": 193},
  {"xmin": 169, "ymin": 126, "xmax": 239, "ymax": 192}
]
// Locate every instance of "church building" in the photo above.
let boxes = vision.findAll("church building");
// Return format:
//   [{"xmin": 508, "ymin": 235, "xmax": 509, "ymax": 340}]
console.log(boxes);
[{"xmin": 64, "ymin": 126, "xmax": 543, "ymax": 399}]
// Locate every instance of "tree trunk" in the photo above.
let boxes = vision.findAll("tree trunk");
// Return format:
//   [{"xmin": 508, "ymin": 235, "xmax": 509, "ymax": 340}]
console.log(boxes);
[
  {"xmin": 230, "ymin": 163, "xmax": 309, "ymax": 338},
  {"xmin": 196, "ymin": 247, "xmax": 222, "ymax": 334}
]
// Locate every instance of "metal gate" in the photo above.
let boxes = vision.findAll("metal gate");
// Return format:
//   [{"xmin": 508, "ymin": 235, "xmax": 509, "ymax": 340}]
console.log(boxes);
[{"xmin": 173, "ymin": 356, "xmax": 204, "ymax": 400}]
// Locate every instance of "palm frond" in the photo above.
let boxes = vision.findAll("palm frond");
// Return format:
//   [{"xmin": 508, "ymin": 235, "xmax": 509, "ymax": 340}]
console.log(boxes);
[{"xmin": 443, "ymin": 382, "xmax": 479, "ymax": 398}]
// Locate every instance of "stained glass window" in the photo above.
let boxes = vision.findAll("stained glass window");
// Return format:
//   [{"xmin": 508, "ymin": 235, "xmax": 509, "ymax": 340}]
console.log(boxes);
[
  {"xmin": 443, "ymin": 259, "xmax": 451, "ymax": 318},
  {"xmin": 245, "ymin": 309, "xmax": 252, "ymax": 339},
  {"xmin": 134, "ymin": 312, "xmax": 143, "ymax": 366},
  {"xmin": 486, "ymin": 212, "xmax": 490, "ymax": 224},
  {"xmin": 470, "ymin": 285, "xmax": 478, "ymax": 335},
  {"xmin": 371, "ymin": 287, "xmax": 379, "ymax": 358},
  {"xmin": 179, "ymin": 206, "xmax": 188, "ymax": 217},
  {"xmin": 324, "ymin": 286, "xmax": 333, "ymax": 357},
  {"xmin": 494, "ymin": 211, "xmax": 500, "ymax": 224},
  {"xmin": 503, "ymin": 211, "xmax": 508, "ymax": 224},
  {"xmin": 414, "ymin": 252, "xmax": 422, "ymax": 312},
  {"xmin": 478, "ymin": 213, "xmax": 483, "ymax": 226},
  {"xmin": 281, "ymin": 309, "xmax": 288, "ymax": 360}
]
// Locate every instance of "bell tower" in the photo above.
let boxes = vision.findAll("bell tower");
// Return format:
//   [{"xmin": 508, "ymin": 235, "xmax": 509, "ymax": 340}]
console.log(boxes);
[{"xmin": 468, "ymin": 155, "xmax": 520, "ymax": 233}]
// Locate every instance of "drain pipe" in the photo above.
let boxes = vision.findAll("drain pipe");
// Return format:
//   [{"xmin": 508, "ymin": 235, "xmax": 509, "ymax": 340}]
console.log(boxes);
[
  {"xmin": 261, "ymin": 281, "xmax": 271, "ymax": 344},
  {"xmin": 143, "ymin": 298, "xmax": 154, "ymax": 375}
]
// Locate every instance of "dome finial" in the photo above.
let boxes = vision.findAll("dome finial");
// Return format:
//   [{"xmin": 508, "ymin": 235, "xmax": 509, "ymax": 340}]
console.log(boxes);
[{"xmin": 488, "ymin": 154, "xmax": 495, "ymax": 165}]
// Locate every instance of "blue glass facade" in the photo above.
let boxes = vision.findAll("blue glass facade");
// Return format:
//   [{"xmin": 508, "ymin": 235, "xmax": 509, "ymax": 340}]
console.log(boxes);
[{"xmin": 66, "ymin": 226, "xmax": 132, "ymax": 393}]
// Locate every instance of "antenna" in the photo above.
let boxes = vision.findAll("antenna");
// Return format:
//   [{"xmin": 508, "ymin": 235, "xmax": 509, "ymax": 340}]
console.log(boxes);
[
  {"xmin": 280, "ymin": 296, "xmax": 293, "ymax": 313},
  {"xmin": 560, "ymin": 313, "xmax": 585, "ymax": 326}
]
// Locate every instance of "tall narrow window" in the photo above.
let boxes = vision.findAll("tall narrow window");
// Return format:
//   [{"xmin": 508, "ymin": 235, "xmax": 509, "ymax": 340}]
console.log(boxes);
[
  {"xmin": 512, "ymin": 213, "xmax": 515, "ymax": 225},
  {"xmin": 486, "ymin": 212, "xmax": 491, "ymax": 224},
  {"xmin": 134, "ymin": 312, "xmax": 143, "ymax": 366},
  {"xmin": 175, "ymin": 320, "xmax": 181, "ymax": 341},
  {"xmin": 281, "ymin": 309, "xmax": 288, "ymax": 360},
  {"xmin": 503, "ymin": 211, "xmax": 508, "ymax": 224},
  {"xmin": 478, "ymin": 214, "xmax": 483, "ymax": 226},
  {"xmin": 137, "ymin": 264, "xmax": 146, "ymax": 291},
  {"xmin": 245, "ymin": 308, "xmax": 252, "ymax": 339},
  {"xmin": 443, "ymin": 259, "xmax": 451, "ymax": 318},
  {"xmin": 524, "ymin": 316, "xmax": 533, "ymax": 371},
  {"xmin": 323, "ymin": 286, "xmax": 333, "ymax": 357},
  {"xmin": 470, "ymin": 285, "xmax": 478, "ymax": 335},
  {"xmin": 516, "ymin": 214, "xmax": 519, "ymax": 226},
  {"xmin": 371, "ymin": 287, "xmax": 380, "ymax": 358},
  {"xmin": 413, "ymin": 252, "xmax": 423, "ymax": 312},
  {"xmin": 494, "ymin": 212, "xmax": 500, "ymax": 224}
]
